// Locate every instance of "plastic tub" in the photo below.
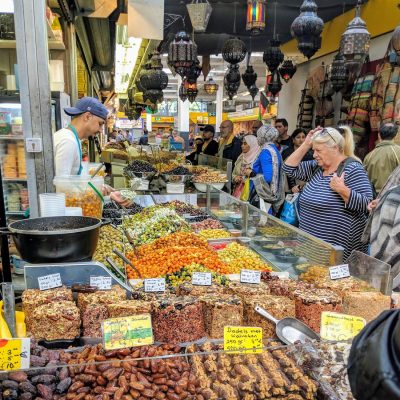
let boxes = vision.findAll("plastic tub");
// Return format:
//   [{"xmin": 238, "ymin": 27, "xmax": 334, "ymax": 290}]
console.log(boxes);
[
  {"xmin": 167, "ymin": 183, "xmax": 185, "ymax": 193},
  {"xmin": 53, "ymin": 175, "xmax": 104, "ymax": 218}
]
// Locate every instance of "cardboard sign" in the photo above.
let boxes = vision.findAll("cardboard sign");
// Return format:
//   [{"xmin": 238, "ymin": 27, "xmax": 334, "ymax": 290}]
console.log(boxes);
[
  {"xmin": 329, "ymin": 264, "xmax": 351, "ymax": 280},
  {"xmin": 192, "ymin": 272, "xmax": 212, "ymax": 286},
  {"xmin": 90, "ymin": 276, "xmax": 112, "ymax": 290},
  {"xmin": 0, "ymin": 338, "xmax": 30, "ymax": 371},
  {"xmin": 38, "ymin": 273, "xmax": 62, "ymax": 290},
  {"xmin": 224, "ymin": 326, "xmax": 263, "ymax": 354},
  {"xmin": 320, "ymin": 312, "xmax": 366, "ymax": 341},
  {"xmin": 144, "ymin": 278, "xmax": 165, "ymax": 292},
  {"xmin": 240, "ymin": 269, "xmax": 261, "ymax": 284}
]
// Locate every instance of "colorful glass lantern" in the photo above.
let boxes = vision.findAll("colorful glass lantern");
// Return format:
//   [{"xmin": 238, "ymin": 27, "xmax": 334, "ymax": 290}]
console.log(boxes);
[
  {"xmin": 340, "ymin": 0, "xmax": 370, "ymax": 73},
  {"xmin": 263, "ymin": 38, "xmax": 284, "ymax": 72},
  {"xmin": 203, "ymin": 77, "xmax": 219, "ymax": 94},
  {"xmin": 186, "ymin": 0, "xmax": 213, "ymax": 33},
  {"xmin": 222, "ymin": 37, "xmax": 247, "ymax": 65},
  {"xmin": 330, "ymin": 52, "xmax": 348, "ymax": 92},
  {"xmin": 279, "ymin": 60, "xmax": 297, "ymax": 82},
  {"xmin": 246, "ymin": 0, "xmax": 266, "ymax": 35},
  {"xmin": 291, "ymin": 0, "xmax": 324, "ymax": 59},
  {"xmin": 168, "ymin": 31, "xmax": 197, "ymax": 78},
  {"xmin": 184, "ymin": 79, "xmax": 198, "ymax": 103},
  {"xmin": 242, "ymin": 65, "xmax": 258, "ymax": 89}
]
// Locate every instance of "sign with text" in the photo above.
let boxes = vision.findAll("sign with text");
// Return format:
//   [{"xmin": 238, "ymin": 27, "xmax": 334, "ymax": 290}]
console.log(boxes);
[
  {"xmin": 240, "ymin": 269, "xmax": 261, "ymax": 284},
  {"xmin": 144, "ymin": 278, "xmax": 165, "ymax": 292},
  {"xmin": 329, "ymin": 264, "xmax": 350, "ymax": 280},
  {"xmin": 103, "ymin": 314, "xmax": 154, "ymax": 350},
  {"xmin": 90, "ymin": 276, "xmax": 112, "ymax": 290},
  {"xmin": 0, "ymin": 338, "xmax": 30, "ymax": 371},
  {"xmin": 192, "ymin": 272, "xmax": 212, "ymax": 286},
  {"xmin": 320, "ymin": 312, "xmax": 366, "ymax": 341},
  {"xmin": 38, "ymin": 273, "xmax": 62, "ymax": 291},
  {"xmin": 224, "ymin": 326, "xmax": 263, "ymax": 354}
]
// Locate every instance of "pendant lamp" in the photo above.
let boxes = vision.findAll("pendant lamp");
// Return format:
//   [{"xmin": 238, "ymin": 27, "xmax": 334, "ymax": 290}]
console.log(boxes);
[
  {"xmin": 179, "ymin": 83, "xmax": 188, "ymax": 102},
  {"xmin": 279, "ymin": 60, "xmax": 297, "ymax": 82},
  {"xmin": 203, "ymin": 77, "xmax": 219, "ymax": 94},
  {"xmin": 246, "ymin": 0, "xmax": 266, "ymax": 35},
  {"xmin": 168, "ymin": 31, "xmax": 197, "ymax": 78},
  {"xmin": 222, "ymin": 37, "xmax": 247, "ymax": 65},
  {"xmin": 224, "ymin": 64, "xmax": 241, "ymax": 100},
  {"xmin": 268, "ymin": 70, "xmax": 282, "ymax": 96},
  {"xmin": 242, "ymin": 65, "xmax": 258, "ymax": 89},
  {"xmin": 263, "ymin": 38, "xmax": 284, "ymax": 72},
  {"xmin": 186, "ymin": 0, "xmax": 213, "ymax": 33},
  {"xmin": 330, "ymin": 53, "xmax": 348, "ymax": 92}
]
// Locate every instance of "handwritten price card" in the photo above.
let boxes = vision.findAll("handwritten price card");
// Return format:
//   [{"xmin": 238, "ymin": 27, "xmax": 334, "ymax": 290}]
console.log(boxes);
[
  {"xmin": 224, "ymin": 326, "xmax": 263, "ymax": 354},
  {"xmin": 320, "ymin": 312, "xmax": 366, "ymax": 341},
  {"xmin": 0, "ymin": 338, "xmax": 30, "ymax": 371}
]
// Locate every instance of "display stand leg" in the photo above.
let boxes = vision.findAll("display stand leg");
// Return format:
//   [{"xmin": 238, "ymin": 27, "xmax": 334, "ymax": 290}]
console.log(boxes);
[{"xmin": 0, "ymin": 166, "xmax": 11, "ymax": 283}]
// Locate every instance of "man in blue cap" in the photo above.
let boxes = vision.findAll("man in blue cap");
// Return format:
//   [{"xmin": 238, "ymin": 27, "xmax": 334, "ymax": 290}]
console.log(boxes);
[{"xmin": 54, "ymin": 96, "xmax": 109, "ymax": 176}]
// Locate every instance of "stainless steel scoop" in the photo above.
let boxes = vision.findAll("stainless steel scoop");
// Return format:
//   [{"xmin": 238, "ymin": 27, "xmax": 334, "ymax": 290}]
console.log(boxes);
[{"xmin": 255, "ymin": 305, "xmax": 320, "ymax": 345}]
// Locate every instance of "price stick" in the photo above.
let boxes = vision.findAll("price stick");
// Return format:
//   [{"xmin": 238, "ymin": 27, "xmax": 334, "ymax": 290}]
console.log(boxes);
[
  {"xmin": 240, "ymin": 269, "xmax": 261, "ymax": 284},
  {"xmin": 0, "ymin": 338, "xmax": 30, "ymax": 371},
  {"xmin": 320, "ymin": 312, "xmax": 366, "ymax": 341},
  {"xmin": 192, "ymin": 272, "xmax": 212, "ymax": 286},
  {"xmin": 103, "ymin": 314, "xmax": 154, "ymax": 350},
  {"xmin": 329, "ymin": 264, "xmax": 350, "ymax": 280},
  {"xmin": 38, "ymin": 273, "xmax": 62, "ymax": 291},
  {"xmin": 144, "ymin": 278, "xmax": 165, "ymax": 292},
  {"xmin": 90, "ymin": 276, "xmax": 112, "ymax": 290},
  {"xmin": 224, "ymin": 326, "xmax": 263, "ymax": 354}
]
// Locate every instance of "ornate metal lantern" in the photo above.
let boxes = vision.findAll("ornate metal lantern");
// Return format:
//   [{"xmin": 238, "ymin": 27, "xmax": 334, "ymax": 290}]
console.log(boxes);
[
  {"xmin": 263, "ymin": 38, "xmax": 284, "ymax": 72},
  {"xmin": 330, "ymin": 52, "xmax": 348, "ymax": 92},
  {"xmin": 242, "ymin": 65, "xmax": 258, "ymax": 89},
  {"xmin": 279, "ymin": 59, "xmax": 297, "ymax": 82},
  {"xmin": 179, "ymin": 83, "xmax": 188, "ymax": 102},
  {"xmin": 168, "ymin": 31, "xmax": 197, "ymax": 78},
  {"xmin": 186, "ymin": 0, "xmax": 213, "ymax": 33},
  {"xmin": 340, "ymin": 0, "xmax": 370, "ymax": 73},
  {"xmin": 203, "ymin": 77, "xmax": 219, "ymax": 94},
  {"xmin": 224, "ymin": 64, "xmax": 241, "ymax": 100},
  {"xmin": 291, "ymin": 0, "xmax": 324, "ymax": 59},
  {"xmin": 184, "ymin": 79, "xmax": 198, "ymax": 103},
  {"xmin": 246, "ymin": 0, "xmax": 266, "ymax": 35},
  {"xmin": 222, "ymin": 37, "xmax": 247, "ymax": 65},
  {"xmin": 249, "ymin": 84, "xmax": 259, "ymax": 100},
  {"xmin": 268, "ymin": 70, "xmax": 282, "ymax": 96},
  {"xmin": 186, "ymin": 59, "xmax": 202, "ymax": 84}
]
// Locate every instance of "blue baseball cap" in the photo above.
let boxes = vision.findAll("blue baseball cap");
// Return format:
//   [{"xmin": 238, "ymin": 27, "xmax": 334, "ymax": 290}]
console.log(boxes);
[{"xmin": 64, "ymin": 97, "xmax": 109, "ymax": 120}]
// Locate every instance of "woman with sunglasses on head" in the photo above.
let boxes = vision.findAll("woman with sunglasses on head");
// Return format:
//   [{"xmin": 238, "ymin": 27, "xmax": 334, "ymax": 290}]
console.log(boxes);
[{"xmin": 283, "ymin": 126, "xmax": 373, "ymax": 260}]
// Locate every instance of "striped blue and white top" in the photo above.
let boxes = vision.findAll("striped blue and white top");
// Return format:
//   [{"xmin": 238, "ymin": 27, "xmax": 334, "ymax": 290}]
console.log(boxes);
[{"xmin": 283, "ymin": 160, "xmax": 373, "ymax": 260}]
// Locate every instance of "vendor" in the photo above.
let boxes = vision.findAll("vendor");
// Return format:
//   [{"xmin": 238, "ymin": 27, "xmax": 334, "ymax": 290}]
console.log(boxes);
[{"xmin": 186, "ymin": 135, "xmax": 205, "ymax": 165}]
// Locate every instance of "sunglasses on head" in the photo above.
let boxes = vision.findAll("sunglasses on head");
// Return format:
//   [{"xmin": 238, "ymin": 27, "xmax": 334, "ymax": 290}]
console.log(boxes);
[{"xmin": 316, "ymin": 128, "xmax": 338, "ymax": 144}]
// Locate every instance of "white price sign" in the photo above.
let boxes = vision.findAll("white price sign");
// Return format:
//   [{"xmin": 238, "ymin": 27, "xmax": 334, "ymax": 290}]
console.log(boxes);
[
  {"xmin": 90, "ymin": 276, "xmax": 112, "ymax": 290},
  {"xmin": 192, "ymin": 272, "xmax": 212, "ymax": 286},
  {"xmin": 144, "ymin": 278, "xmax": 166, "ymax": 292},
  {"xmin": 240, "ymin": 269, "xmax": 261, "ymax": 284},
  {"xmin": 329, "ymin": 264, "xmax": 351, "ymax": 280},
  {"xmin": 38, "ymin": 273, "xmax": 62, "ymax": 291}
]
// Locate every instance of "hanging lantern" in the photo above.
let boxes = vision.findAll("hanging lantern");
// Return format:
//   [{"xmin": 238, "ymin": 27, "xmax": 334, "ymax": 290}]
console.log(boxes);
[
  {"xmin": 263, "ymin": 38, "xmax": 284, "ymax": 72},
  {"xmin": 224, "ymin": 64, "xmax": 241, "ymax": 100},
  {"xmin": 279, "ymin": 60, "xmax": 297, "ymax": 82},
  {"xmin": 291, "ymin": 0, "xmax": 324, "ymax": 59},
  {"xmin": 330, "ymin": 52, "xmax": 348, "ymax": 92},
  {"xmin": 249, "ymin": 84, "xmax": 259, "ymax": 100},
  {"xmin": 222, "ymin": 37, "xmax": 247, "ymax": 65},
  {"xmin": 179, "ymin": 83, "xmax": 188, "ymax": 102},
  {"xmin": 203, "ymin": 77, "xmax": 219, "ymax": 94},
  {"xmin": 186, "ymin": 59, "xmax": 202, "ymax": 84},
  {"xmin": 168, "ymin": 31, "xmax": 197, "ymax": 78},
  {"xmin": 186, "ymin": 0, "xmax": 213, "ymax": 33},
  {"xmin": 246, "ymin": 0, "xmax": 266, "ymax": 35},
  {"xmin": 184, "ymin": 79, "xmax": 198, "ymax": 103},
  {"xmin": 340, "ymin": 0, "xmax": 370, "ymax": 73},
  {"xmin": 242, "ymin": 65, "xmax": 258, "ymax": 89},
  {"xmin": 268, "ymin": 70, "xmax": 282, "ymax": 96}
]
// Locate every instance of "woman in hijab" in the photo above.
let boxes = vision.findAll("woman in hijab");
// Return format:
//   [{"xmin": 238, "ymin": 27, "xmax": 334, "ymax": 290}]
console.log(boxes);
[
  {"xmin": 246, "ymin": 125, "xmax": 285, "ymax": 214},
  {"xmin": 232, "ymin": 135, "xmax": 260, "ymax": 200}
]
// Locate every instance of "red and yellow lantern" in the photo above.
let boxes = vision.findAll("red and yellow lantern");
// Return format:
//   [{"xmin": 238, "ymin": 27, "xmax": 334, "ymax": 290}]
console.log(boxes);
[{"xmin": 246, "ymin": 0, "xmax": 266, "ymax": 35}]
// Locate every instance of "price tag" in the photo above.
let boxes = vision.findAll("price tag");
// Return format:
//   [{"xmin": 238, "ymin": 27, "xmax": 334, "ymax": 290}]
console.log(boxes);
[
  {"xmin": 0, "ymin": 338, "xmax": 30, "ymax": 371},
  {"xmin": 224, "ymin": 326, "xmax": 263, "ymax": 354},
  {"xmin": 90, "ymin": 276, "xmax": 112, "ymax": 290},
  {"xmin": 103, "ymin": 314, "xmax": 154, "ymax": 350},
  {"xmin": 192, "ymin": 272, "xmax": 212, "ymax": 286},
  {"xmin": 38, "ymin": 273, "xmax": 62, "ymax": 291},
  {"xmin": 240, "ymin": 269, "xmax": 261, "ymax": 284},
  {"xmin": 329, "ymin": 264, "xmax": 350, "ymax": 280},
  {"xmin": 320, "ymin": 312, "xmax": 366, "ymax": 341},
  {"xmin": 144, "ymin": 278, "xmax": 165, "ymax": 292}
]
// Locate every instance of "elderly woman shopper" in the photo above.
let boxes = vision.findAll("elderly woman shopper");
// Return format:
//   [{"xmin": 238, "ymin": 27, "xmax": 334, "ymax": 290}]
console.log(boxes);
[
  {"xmin": 283, "ymin": 126, "xmax": 373, "ymax": 260},
  {"xmin": 246, "ymin": 125, "xmax": 285, "ymax": 214},
  {"xmin": 232, "ymin": 135, "xmax": 260, "ymax": 200}
]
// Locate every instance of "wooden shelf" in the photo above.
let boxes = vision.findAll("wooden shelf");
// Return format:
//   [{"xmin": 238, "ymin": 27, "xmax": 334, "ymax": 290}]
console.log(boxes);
[{"xmin": 0, "ymin": 39, "xmax": 65, "ymax": 51}]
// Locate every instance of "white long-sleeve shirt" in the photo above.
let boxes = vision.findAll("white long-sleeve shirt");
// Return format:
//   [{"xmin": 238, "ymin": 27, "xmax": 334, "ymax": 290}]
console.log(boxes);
[{"xmin": 53, "ymin": 128, "xmax": 81, "ymax": 176}]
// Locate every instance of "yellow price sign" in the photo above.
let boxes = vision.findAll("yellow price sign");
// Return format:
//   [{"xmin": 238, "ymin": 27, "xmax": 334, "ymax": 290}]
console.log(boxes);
[
  {"xmin": 320, "ymin": 312, "xmax": 366, "ymax": 341},
  {"xmin": 0, "ymin": 338, "xmax": 30, "ymax": 371},
  {"xmin": 103, "ymin": 314, "xmax": 154, "ymax": 350},
  {"xmin": 224, "ymin": 326, "xmax": 263, "ymax": 354}
]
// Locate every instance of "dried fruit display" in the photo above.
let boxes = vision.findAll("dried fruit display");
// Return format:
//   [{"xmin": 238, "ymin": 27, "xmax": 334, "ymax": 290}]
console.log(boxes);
[
  {"xmin": 191, "ymin": 218, "xmax": 224, "ymax": 231},
  {"xmin": 197, "ymin": 228, "xmax": 232, "ymax": 239},
  {"xmin": 106, "ymin": 300, "xmax": 152, "ymax": 318}
]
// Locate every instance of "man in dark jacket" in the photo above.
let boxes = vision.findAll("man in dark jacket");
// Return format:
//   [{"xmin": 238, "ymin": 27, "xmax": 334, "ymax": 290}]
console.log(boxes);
[
  {"xmin": 201, "ymin": 124, "xmax": 218, "ymax": 156},
  {"xmin": 218, "ymin": 120, "xmax": 242, "ymax": 165},
  {"xmin": 138, "ymin": 129, "xmax": 149, "ymax": 145}
]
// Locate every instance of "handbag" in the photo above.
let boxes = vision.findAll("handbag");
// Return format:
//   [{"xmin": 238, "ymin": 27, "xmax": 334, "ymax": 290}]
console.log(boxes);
[
  {"xmin": 240, "ymin": 178, "xmax": 251, "ymax": 201},
  {"xmin": 280, "ymin": 193, "xmax": 300, "ymax": 226},
  {"xmin": 232, "ymin": 180, "xmax": 245, "ymax": 199}
]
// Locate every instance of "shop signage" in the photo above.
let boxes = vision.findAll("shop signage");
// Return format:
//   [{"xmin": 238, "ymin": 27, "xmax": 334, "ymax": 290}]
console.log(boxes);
[
  {"xmin": 320, "ymin": 312, "xmax": 366, "ymax": 341},
  {"xmin": 90, "ymin": 276, "xmax": 112, "ymax": 290},
  {"xmin": 0, "ymin": 338, "xmax": 30, "ymax": 371},
  {"xmin": 227, "ymin": 108, "xmax": 257, "ymax": 119},
  {"xmin": 116, "ymin": 118, "xmax": 143, "ymax": 129},
  {"xmin": 329, "ymin": 264, "xmax": 350, "ymax": 280},
  {"xmin": 224, "ymin": 326, "xmax": 263, "ymax": 354},
  {"xmin": 192, "ymin": 272, "xmax": 212, "ymax": 286},
  {"xmin": 240, "ymin": 269, "xmax": 261, "ymax": 284},
  {"xmin": 38, "ymin": 273, "xmax": 62, "ymax": 291},
  {"xmin": 103, "ymin": 314, "xmax": 154, "ymax": 350},
  {"xmin": 144, "ymin": 278, "xmax": 166, "ymax": 292},
  {"xmin": 152, "ymin": 116, "xmax": 175, "ymax": 123}
]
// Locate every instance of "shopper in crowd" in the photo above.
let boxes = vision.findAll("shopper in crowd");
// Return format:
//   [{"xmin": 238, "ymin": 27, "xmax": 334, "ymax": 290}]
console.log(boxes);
[
  {"xmin": 282, "ymin": 128, "xmax": 314, "ymax": 193},
  {"xmin": 348, "ymin": 309, "xmax": 400, "ymax": 400},
  {"xmin": 186, "ymin": 135, "xmax": 205, "ymax": 165},
  {"xmin": 138, "ymin": 129, "xmax": 149, "ymax": 145},
  {"xmin": 108, "ymin": 128, "xmax": 117, "ymax": 142},
  {"xmin": 251, "ymin": 120, "xmax": 263, "ymax": 136},
  {"xmin": 275, "ymin": 118, "xmax": 291, "ymax": 151},
  {"xmin": 245, "ymin": 125, "xmax": 285, "ymax": 214},
  {"xmin": 218, "ymin": 120, "xmax": 242, "ymax": 165},
  {"xmin": 201, "ymin": 124, "xmax": 219, "ymax": 156},
  {"xmin": 283, "ymin": 126, "xmax": 373, "ymax": 260},
  {"xmin": 232, "ymin": 135, "xmax": 260, "ymax": 200},
  {"xmin": 126, "ymin": 129, "xmax": 134, "ymax": 143},
  {"xmin": 363, "ymin": 123, "xmax": 400, "ymax": 195},
  {"xmin": 115, "ymin": 129, "xmax": 126, "ymax": 143},
  {"xmin": 171, "ymin": 130, "xmax": 185, "ymax": 144}
]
